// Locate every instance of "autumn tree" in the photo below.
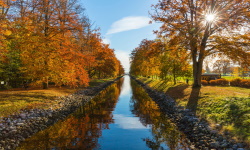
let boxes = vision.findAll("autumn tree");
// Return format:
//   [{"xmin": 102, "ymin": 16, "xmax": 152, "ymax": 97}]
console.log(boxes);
[
  {"xmin": 151, "ymin": 0, "xmax": 250, "ymax": 87},
  {"xmin": 0, "ymin": 0, "xmax": 23, "ymax": 87},
  {"xmin": 213, "ymin": 59, "xmax": 232, "ymax": 74},
  {"xmin": 130, "ymin": 38, "xmax": 191, "ymax": 84},
  {"xmin": 10, "ymin": 0, "xmax": 92, "ymax": 88},
  {"xmin": 0, "ymin": 0, "xmax": 124, "ymax": 88},
  {"xmin": 1, "ymin": 0, "xmax": 123, "ymax": 89},
  {"xmin": 130, "ymin": 39, "xmax": 164, "ymax": 78},
  {"xmin": 160, "ymin": 40, "xmax": 192, "ymax": 84}
]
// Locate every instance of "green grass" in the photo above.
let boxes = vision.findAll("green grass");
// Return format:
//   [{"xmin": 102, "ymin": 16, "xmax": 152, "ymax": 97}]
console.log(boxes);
[
  {"xmin": 138, "ymin": 77, "xmax": 185, "ymax": 92},
  {"xmin": 0, "ymin": 78, "xmax": 116, "ymax": 118},
  {"xmin": 89, "ymin": 78, "xmax": 115, "ymax": 87},
  {"xmin": 137, "ymin": 77, "xmax": 250, "ymax": 144},
  {"xmin": 222, "ymin": 76, "xmax": 250, "ymax": 80},
  {"xmin": 0, "ymin": 78, "xmax": 117, "ymax": 117},
  {"xmin": 0, "ymin": 86, "xmax": 78, "ymax": 117},
  {"xmin": 197, "ymin": 96, "xmax": 250, "ymax": 142}
]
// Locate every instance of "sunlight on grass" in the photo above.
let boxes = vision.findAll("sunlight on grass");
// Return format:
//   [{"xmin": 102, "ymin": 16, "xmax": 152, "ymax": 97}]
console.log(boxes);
[
  {"xmin": 0, "ymin": 78, "xmax": 114, "ymax": 118},
  {"xmin": 0, "ymin": 87, "xmax": 78, "ymax": 117},
  {"xmin": 138, "ymin": 77, "xmax": 250, "ymax": 143}
]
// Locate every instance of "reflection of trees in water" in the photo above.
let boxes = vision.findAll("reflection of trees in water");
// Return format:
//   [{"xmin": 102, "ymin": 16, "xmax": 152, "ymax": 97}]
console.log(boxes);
[
  {"xmin": 17, "ymin": 78, "xmax": 123, "ymax": 150},
  {"xmin": 130, "ymin": 80, "xmax": 190, "ymax": 150}
]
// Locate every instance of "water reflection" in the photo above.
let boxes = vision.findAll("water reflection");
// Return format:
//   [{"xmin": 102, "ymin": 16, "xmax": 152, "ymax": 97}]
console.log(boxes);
[
  {"xmin": 113, "ymin": 114, "xmax": 147, "ymax": 129},
  {"xmin": 16, "ymin": 76, "xmax": 190, "ymax": 150},
  {"xmin": 130, "ymin": 79, "xmax": 190, "ymax": 150},
  {"xmin": 17, "ymin": 78, "xmax": 123, "ymax": 150}
]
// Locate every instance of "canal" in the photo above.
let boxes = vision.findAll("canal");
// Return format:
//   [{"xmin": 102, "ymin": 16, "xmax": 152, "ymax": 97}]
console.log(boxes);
[{"xmin": 17, "ymin": 76, "xmax": 190, "ymax": 150}]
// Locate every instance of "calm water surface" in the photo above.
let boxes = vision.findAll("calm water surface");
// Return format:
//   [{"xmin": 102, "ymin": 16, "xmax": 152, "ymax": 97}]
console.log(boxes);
[{"xmin": 17, "ymin": 76, "xmax": 190, "ymax": 150}]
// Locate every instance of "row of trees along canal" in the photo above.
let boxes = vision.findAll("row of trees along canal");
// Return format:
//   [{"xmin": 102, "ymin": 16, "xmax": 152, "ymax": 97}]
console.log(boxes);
[
  {"xmin": 0, "ymin": 0, "xmax": 124, "ymax": 89},
  {"xmin": 130, "ymin": 0, "xmax": 250, "ymax": 87}
]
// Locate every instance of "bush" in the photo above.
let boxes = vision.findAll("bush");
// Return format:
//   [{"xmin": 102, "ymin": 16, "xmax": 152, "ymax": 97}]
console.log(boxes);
[
  {"xmin": 201, "ymin": 80, "xmax": 208, "ymax": 85},
  {"xmin": 240, "ymin": 79, "xmax": 250, "ymax": 88},
  {"xmin": 210, "ymin": 80, "xmax": 217, "ymax": 85},
  {"xmin": 216, "ymin": 78, "xmax": 229, "ymax": 86},
  {"xmin": 230, "ymin": 78, "xmax": 242, "ymax": 87}
]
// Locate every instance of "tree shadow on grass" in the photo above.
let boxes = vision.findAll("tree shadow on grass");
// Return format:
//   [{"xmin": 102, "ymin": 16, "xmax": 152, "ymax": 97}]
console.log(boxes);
[
  {"xmin": 165, "ymin": 84, "xmax": 189, "ymax": 100},
  {"xmin": 145, "ymin": 79, "xmax": 153, "ymax": 85},
  {"xmin": 152, "ymin": 81, "xmax": 165, "ymax": 90},
  {"xmin": 186, "ymin": 87, "xmax": 201, "ymax": 114},
  {"xmin": 0, "ymin": 93, "xmax": 56, "ymax": 103}
]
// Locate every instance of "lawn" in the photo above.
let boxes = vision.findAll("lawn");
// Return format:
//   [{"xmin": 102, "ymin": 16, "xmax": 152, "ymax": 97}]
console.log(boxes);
[
  {"xmin": 138, "ymin": 77, "xmax": 250, "ymax": 143},
  {"xmin": 0, "ymin": 86, "xmax": 77, "ymax": 117},
  {"xmin": 0, "ymin": 78, "xmax": 115, "ymax": 118}
]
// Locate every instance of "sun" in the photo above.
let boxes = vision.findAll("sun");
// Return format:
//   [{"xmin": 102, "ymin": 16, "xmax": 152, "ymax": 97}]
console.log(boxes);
[{"xmin": 205, "ymin": 14, "xmax": 216, "ymax": 22}]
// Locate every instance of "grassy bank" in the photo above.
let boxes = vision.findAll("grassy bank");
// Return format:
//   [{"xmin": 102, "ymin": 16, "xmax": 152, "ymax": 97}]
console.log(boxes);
[
  {"xmin": 138, "ymin": 77, "xmax": 250, "ymax": 143},
  {"xmin": 0, "ymin": 78, "xmax": 115, "ymax": 118}
]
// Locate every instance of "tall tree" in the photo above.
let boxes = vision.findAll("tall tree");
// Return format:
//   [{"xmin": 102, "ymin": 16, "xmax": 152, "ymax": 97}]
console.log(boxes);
[
  {"xmin": 213, "ymin": 59, "xmax": 232, "ymax": 74},
  {"xmin": 151, "ymin": 0, "xmax": 250, "ymax": 87},
  {"xmin": 160, "ymin": 41, "xmax": 191, "ymax": 84},
  {"xmin": 13, "ymin": 0, "xmax": 92, "ymax": 88}
]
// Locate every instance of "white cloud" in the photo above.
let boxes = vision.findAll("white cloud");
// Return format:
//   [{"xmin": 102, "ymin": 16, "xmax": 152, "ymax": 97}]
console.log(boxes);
[
  {"xmin": 115, "ymin": 50, "xmax": 130, "ymax": 73},
  {"xmin": 114, "ymin": 114, "xmax": 148, "ymax": 129},
  {"xmin": 102, "ymin": 38, "xmax": 111, "ymax": 45},
  {"xmin": 107, "ymin": 16, "xmax": 151, "ymax": 35}
]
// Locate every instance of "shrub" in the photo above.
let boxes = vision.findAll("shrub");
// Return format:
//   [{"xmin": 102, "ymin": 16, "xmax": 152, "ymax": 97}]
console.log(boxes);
[
  {"xmin": 216, "ymin": 78, "xmax": 229, "ymax": 86},
  {"xmin": 230, "ymin": 78, "xmax": 242, "ymax": 87},
  {"xmin": 201, "ymin": 80, "xmax": 208, "ymax": 85},
  {"xmin": 240, "ymin": 79, "xmax": 250, "ymax": 88},
  {"xmin": 210, "ymin": 80, "xmax": 217, "ymax": 85}
]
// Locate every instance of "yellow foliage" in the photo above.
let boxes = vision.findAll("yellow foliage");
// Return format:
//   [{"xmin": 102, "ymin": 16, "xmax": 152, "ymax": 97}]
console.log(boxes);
[{"xmin": 3, "ymin": 30, "xmax": 12, "ymax": 36}]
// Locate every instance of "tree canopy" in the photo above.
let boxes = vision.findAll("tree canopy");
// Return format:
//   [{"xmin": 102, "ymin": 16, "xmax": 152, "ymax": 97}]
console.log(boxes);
[
  {"xmin": 0, "ymin": 0, "xmax": 124, "ymax": 89},
  {"xmin": 151, "ymin": 0, "xmax": 250, "ymax": 87},
  {"xmin": 130, "ymin": 39, "xmax": 192, "ymax": 84}
]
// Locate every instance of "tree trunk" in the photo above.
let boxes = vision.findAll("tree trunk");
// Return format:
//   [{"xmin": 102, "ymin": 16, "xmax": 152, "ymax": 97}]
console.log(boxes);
[
  {"xmin": 173, "ymin": 64, "xmax": 176, "ymax": 85},
  {"xmin": 192, "ymin": 61, "xmax": 203, "ymax": 87},
  {"xmin": 43, "ymin": 82, "xmax": 48, "ymax": 89},
  {"xmin": 192, "ymin": 23, "xmax": 209, "ymax": 87},
  {"xmin": 43, "ymin": 77, "xmax": 49, "ymax": 89}
]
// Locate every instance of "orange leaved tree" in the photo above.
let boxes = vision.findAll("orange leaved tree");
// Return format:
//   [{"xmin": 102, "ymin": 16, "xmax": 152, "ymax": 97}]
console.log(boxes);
[{"xmin": 151, "ymin": 0, "xmax": 250, "ymax": 87}]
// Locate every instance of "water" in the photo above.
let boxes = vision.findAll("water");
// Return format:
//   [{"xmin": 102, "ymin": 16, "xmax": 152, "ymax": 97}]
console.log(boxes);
[{"xmin": 17, "ymin": 76, "xmax": 190, "ymax": 150}]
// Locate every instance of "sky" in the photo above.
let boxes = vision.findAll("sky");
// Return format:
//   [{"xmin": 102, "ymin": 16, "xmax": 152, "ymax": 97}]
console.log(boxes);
[{"xmin": 81, "ymin": 0, "xmax": 161, "ymax": 73}]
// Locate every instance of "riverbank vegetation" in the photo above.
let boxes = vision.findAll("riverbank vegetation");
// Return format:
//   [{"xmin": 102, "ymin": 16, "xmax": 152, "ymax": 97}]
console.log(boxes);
[
  {"xmin": 137, "ymin": 76, "xmax": 250, "ymax": 144},
  {"xmin": 0, "ymin": 0, "xmax": 124, "ymax": 90},
  {"xmin": 0, "ymin": 78, "xmax": 115, "ymax": 118}
]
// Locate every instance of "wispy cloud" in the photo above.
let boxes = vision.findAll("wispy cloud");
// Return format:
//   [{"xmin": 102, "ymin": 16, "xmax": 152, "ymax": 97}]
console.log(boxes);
[
  {"xmin": 107, "ymin": 16, "xmax": 151, "ymax": 35},
  {"xmin": 115, "ymin": 50, "xmax": 130, "ymax": 73}
]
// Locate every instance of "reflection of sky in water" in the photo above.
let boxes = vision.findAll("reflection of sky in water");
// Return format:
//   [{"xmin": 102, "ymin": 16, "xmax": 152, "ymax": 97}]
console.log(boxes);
[
  {"xmin": 97, "ymin": 76, "xmax": 155, "ymax": 150},
  {"xmin": 113, "ymin": 114, "xmax": 149, "ymax": 129},
  {"xmin": 119, "ymin": 76, "xmax": 131, "ymax": 97},
  {"xmin": 17, "ymin": 75, "xmax": 187, "ymax": 150}
]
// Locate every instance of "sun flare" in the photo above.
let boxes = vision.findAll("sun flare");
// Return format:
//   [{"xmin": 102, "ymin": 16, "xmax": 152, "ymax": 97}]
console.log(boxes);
[{"xmin": 205, "ymin": 14, "xmax": 216, "ymax": 22}]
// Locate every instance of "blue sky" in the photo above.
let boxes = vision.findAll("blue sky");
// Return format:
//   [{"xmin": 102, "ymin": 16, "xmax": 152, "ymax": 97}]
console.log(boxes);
[{"xmin": 81, "ymin": 0, "xmax": 161, "ymax": 73}]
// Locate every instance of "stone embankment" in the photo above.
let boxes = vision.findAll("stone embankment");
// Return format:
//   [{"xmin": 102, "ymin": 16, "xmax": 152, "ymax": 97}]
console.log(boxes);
[
  {"xmin": 131, "ymin": 76, "xmax": 248, "ymax": 150},
  {"xmin": 0, "ymin": 77, "xmax": 122, "ymax": 150}
]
